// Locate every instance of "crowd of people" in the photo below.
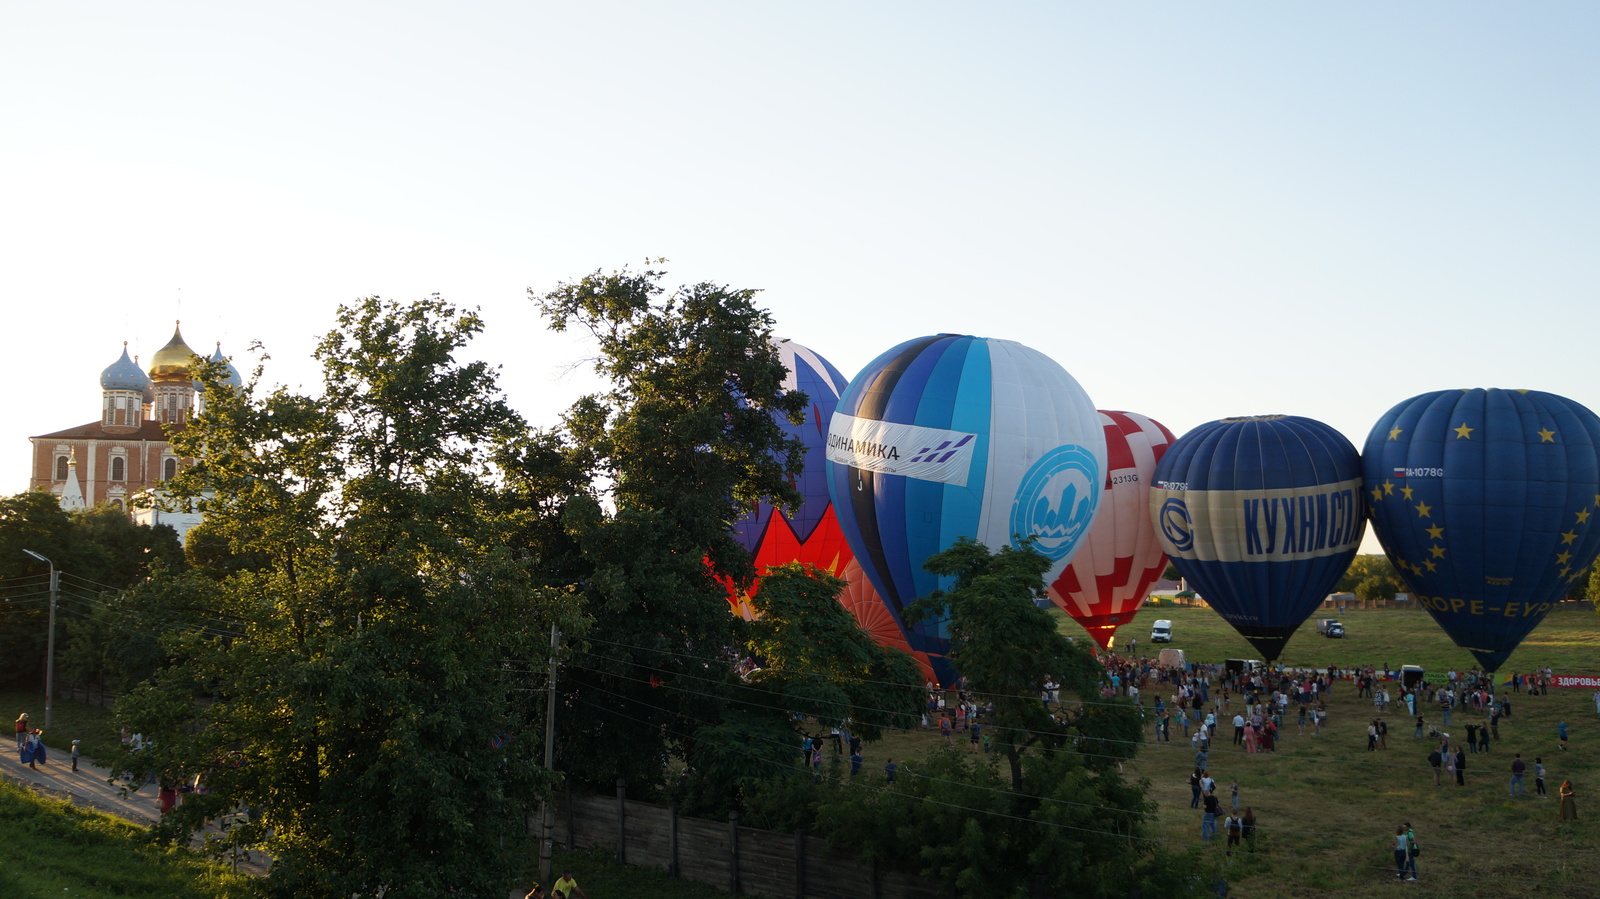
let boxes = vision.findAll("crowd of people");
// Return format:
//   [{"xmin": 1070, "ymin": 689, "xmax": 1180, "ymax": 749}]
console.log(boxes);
[{"xmin": 1091, "ymin": 649, "xmax": 1587, "ymax": 882}]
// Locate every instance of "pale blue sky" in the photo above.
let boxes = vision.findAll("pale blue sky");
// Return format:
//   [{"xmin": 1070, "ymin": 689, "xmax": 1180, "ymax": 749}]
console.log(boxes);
[{"xmin": 6, "ymin": 3, "xmax": 1598, "ymax": 549}]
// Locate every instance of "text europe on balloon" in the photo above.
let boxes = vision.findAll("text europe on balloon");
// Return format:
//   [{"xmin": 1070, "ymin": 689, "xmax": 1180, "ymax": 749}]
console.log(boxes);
[{"xmin": 1363, "ymin": 388, "xmax": 1600, "ymax": 672}]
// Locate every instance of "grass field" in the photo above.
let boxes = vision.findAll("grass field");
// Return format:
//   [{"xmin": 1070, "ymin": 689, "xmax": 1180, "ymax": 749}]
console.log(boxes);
[
  {"xmin": 843, "ymin": 602, "xmax": 1600, "ymax": 897},
  {"xmin": 0, "ymin": 779, "xmax": 255, "ymax": 898},
  {"xmin": 1091, "ymin": 602, "xmax": 1600, "ymax": 897}
]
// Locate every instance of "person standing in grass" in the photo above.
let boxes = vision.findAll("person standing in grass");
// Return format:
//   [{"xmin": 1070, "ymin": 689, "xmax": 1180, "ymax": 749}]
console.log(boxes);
[
  {"xmin": 1511, "ymin": 754, "xmax": 1526, "ymax": 797},
  {"xmin": 1559, "ymin": 721, "xmax": 1569, "ymax": 751},
  {"xmin": 1454, "ymin": 745, "xmax": 1467, "ymax": 786},
  {"xmin": 1535, "ymin": 757, "xmax": 1547, "ymax": 797},
  {"xmin": 1559, "ymin": 780, "xmax": 1577, "ymax": 821},
  {"xmin": 1428, "ymin": 746, "xmax": 1443, "ymax": 786},
  {"xmin": 552, "ymin": 869, "xmax": 588, "ymax": 899},
  {"xmin": 1392, "ymin": 824, "xmax": 1410, "ymax": 881},
  {"xmin": 1403, "ymin": 823, "xmax": 1419, "ymax": 881},
  {"xmin": 1201, "ymin": 790, "xmax": 1220, "ymax": 841}
]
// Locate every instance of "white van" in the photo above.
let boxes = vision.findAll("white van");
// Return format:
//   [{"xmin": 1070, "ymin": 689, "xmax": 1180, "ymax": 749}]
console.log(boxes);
[{"xmin": 1151, "ymin": 619, "xmax": 1173, "ymax": 643}]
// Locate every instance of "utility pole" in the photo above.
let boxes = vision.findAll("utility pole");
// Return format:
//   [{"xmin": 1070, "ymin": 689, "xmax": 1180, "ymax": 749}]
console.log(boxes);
[
  {"xmin": 23, "ymin": 550, "xmax": 58, "ymax": 729},
  {"xmin": 539, "ymin": 623, "xmax": 561, "ymax": 883}
]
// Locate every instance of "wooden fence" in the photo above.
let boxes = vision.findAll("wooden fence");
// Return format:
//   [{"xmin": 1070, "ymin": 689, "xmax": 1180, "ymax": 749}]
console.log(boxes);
[{"xmin": 553, "ymin": 783, "xmax": 941, "ymax": 899}]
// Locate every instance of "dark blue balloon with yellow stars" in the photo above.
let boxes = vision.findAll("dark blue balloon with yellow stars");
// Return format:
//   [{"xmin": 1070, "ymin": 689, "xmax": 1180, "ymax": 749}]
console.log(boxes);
[{"xmin": 1363, "ymin": 389, "xmax": 1600, "ymax": 671}]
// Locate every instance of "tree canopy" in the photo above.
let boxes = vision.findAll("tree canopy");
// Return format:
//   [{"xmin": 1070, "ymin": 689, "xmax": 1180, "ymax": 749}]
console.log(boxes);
[{"xmin": 113, "ymin": 296, "xmax": 576, "ymax": 897}]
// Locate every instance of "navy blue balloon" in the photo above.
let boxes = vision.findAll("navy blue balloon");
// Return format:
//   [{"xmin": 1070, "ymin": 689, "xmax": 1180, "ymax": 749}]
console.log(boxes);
[
  {"xmin": 1364, "ymin": 389, "xmax": 1600, "ymax": 672},
  {"xmin": 1149, "ymin": 415, "xmax": 1366, "ymax": 662}
]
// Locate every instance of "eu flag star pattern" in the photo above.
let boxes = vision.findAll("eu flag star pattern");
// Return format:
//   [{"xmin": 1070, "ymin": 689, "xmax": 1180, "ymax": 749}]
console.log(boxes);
[{"xmin": 1363, "ymin": 388, "xmax": 1600, "ymax": 671}]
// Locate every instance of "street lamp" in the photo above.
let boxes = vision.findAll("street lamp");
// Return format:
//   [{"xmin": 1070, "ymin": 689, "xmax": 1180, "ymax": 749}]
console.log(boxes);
[{"xmin": 22, "ymin": 550, "xmax": 59, "ymax": 730}]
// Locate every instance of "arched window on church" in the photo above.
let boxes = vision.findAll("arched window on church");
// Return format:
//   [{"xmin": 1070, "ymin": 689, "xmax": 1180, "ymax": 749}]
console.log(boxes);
[
  {"xmin": 111, "ymin": 457, "xmax": 126, "ymax": 481},
  {"xmin": 55, "ymin": 456, "xmax": 69, "ymax": 481},
  {"xmin": 163, "ymin": 457, "xmax": 178, "ymax": 481},
  {"xmin": 112, "ymin": 498, "xmax": 125, "ymax": 511}
]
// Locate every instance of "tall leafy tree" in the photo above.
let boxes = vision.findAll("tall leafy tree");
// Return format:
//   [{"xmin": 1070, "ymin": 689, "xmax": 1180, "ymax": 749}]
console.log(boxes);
[
  {"xmin": 531, "ymin": 263, "xmax": 808, "ymax": 794},
  {"xmin": 669, "ymin": 563, "xmax": 924, "ymax": 816},
  {"xmin": 906, "ymin": 537, "xmax": 1109, "ymax": 792},
  {"xmin": 114, "ymin": 296, "xmax": 574, "ymax": 897},
  {"xmin": 819, "ymin": 538, "xmax": 1174, "ymax": 897},
  {"xmin": 0, "ymin": 492, "xmax": 183, "ymax": 689}
]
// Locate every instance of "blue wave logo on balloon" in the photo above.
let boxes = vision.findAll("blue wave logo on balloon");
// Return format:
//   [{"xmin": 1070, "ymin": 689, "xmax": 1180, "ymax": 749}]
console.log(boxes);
[
  {"xmin": 1159, "ymin": 498, "xmax": 1194, "ymax": 554},
  {"xmin": 1010, "ymin": 444, "xmax": 1101, "ymax": 561}
]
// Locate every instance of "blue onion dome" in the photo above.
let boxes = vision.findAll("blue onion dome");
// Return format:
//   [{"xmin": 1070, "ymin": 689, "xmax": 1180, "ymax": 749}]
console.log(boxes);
[
  {"xmin": 100, "ymin": 343, "xmax": 153, "ymax": 393},
  {"xmin": 209, "ymin": 343, "xmax": 243, "ymax": 390}
]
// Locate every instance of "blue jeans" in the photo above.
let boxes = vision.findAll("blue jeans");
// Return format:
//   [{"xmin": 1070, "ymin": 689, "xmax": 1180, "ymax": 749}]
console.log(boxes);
[
  {"xmin": 1511, "ymin": 773, "xmax": 1524, "ymax": 796},
  {"xmin": 1202, "ymin": 813, "xmax": 1217, "ymax": 840}
]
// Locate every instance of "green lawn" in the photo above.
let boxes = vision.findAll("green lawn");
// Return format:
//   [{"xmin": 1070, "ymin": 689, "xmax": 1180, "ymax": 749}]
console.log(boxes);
[
  {"xmin": 1075, "ymin": 602, "xmax": 1600, "ymax": 897},
  {"xmin": 0, "ymin": 779, "xmax": 255, "ymax": 898}
]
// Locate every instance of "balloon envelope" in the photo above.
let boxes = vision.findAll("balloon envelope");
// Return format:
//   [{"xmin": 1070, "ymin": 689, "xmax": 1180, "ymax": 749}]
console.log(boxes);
[
  {"xmin": 1150, "ymin": 415, "xmax": 1366, "ymax": 662},
  {"xmin": 1363, "ymin": 388, "xmax": 1600, "ymax": 671},
  {"xmin": 1049, "ymin": 411, "xmax": 1176, "ymax": 650},
  {"xmin": 825, "ymin": 334, "xmax": 1105, "ymax": 683},
  {"xmin": 727, "ymin": 341, "xmax": 854, "ymax": 619}
]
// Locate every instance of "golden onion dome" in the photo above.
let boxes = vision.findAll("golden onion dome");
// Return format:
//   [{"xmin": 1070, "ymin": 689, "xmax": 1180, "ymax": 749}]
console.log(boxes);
[{"xmin": 148, "ymin": 321, "xmax": 199, "ymax": 381}]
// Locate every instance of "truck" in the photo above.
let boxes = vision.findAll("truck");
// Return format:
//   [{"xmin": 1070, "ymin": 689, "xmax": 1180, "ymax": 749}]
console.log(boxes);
[
  {"xmin": 1150, "ymin": 619, "xmax": 1173, "ymax": 643},
  {"xmin": 1317, "ymin": 619, "xmax": 1345, "ymax": 638},
  {"xmin": 1225, "ymin": 658, "xmax": 1264, "ymax": 677},
  {"xmin": 1158, "ymin": 648, "xmax": 1187, "ymax": 670}
]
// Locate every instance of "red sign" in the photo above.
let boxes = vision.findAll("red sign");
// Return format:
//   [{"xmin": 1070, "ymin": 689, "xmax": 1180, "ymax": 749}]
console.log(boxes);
[{"xmin": 1553, "ymin": 675, "xmax": 1600, "ymax": 689}]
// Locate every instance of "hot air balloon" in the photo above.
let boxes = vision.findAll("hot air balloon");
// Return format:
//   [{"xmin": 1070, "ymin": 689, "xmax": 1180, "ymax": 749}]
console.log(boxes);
[
  {"xmin": 1149, "ymin": 415, "xmax": 1365, "ymax": 662},
  {"xmin": 1049, "ymin": 411, "xmax": 1176, "ymax": 650},
  {"xmin": 726, "ymin": 340, "xmax": 855, "ymax": 619},
  {"xmin": 825, "ymin": 334, "xmax": 1105, "ymax": 684},
  {"xmin": 1363, "ymin": 389, "xmax": 1600, "ymax": 672}
]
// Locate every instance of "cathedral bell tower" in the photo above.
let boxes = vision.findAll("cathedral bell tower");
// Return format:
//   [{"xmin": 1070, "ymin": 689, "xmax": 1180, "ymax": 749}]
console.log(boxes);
[{"xmin": 147, "ymin": 321, "xmax": 200, "ymax": 426}]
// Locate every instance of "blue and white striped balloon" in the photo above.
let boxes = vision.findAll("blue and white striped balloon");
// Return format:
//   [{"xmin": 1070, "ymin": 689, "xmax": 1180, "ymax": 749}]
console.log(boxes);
[{"xmin": 824, "ymin": 334, "xmax": 1104, "ymax": 682}]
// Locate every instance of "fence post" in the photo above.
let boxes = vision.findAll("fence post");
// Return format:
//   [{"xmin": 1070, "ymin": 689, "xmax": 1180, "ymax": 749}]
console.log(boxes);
[
  {"xmin": 729, "ymin": 810, "xmax": 741, "ymax": 894},
  {"xmin": 669, "ymin": 802, "xmax": 680, "ymax": 878},
  {"xmin": 615, "ymin": 778, "xmax": 627, "ymax": 864},
  {"xmin": 794, "ymin": 828, "xmax": 806, "ymax": 899}
]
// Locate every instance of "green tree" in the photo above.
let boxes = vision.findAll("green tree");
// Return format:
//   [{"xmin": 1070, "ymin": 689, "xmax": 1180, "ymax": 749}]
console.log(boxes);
[
  {"xmin": 1, "ymin": 493, "xmax": 183, "ymax": 689},
  {"xmin": 669, "ymin": 564, "xmax": 924, "ymax": 816},
  {"xmin": 906, "ymin": 537, "xmax": 1109, "ymax": 791},
  {"xmin": 114, "ymin": 296, "xmax": 574, "ymax": 897},
  {"xmin": 1338, "ymin": 554, "xmax": 1403, "ymax": 607},
  {"xmin": 817, "ymin": 539, "xmax": 1187, "ymax": 897},
  {"xmin": 530, "ymin": 263, "xmax": 808, "ymax": 795}
]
